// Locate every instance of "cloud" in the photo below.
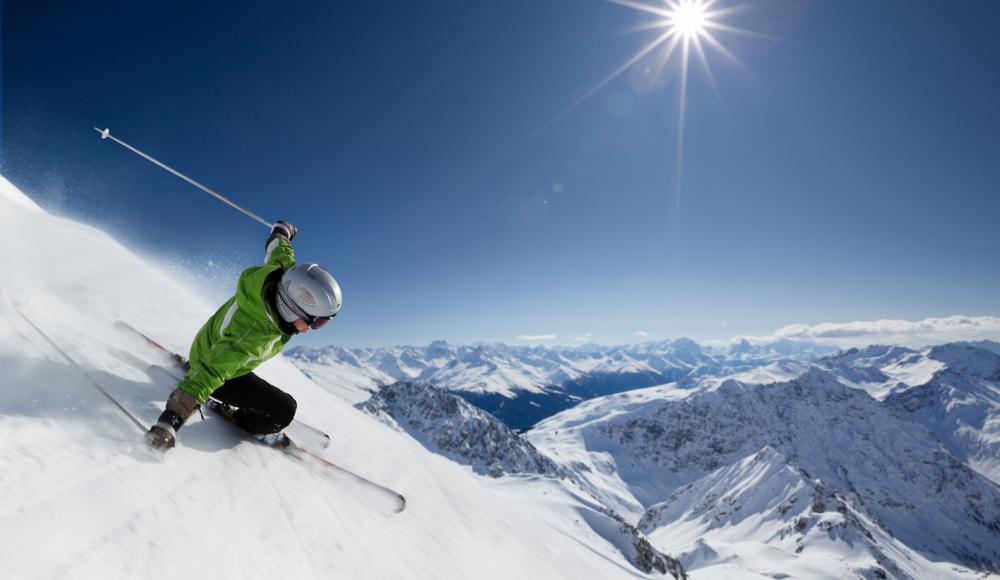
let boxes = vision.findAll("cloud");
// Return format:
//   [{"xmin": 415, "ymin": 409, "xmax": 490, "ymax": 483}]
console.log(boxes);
[
  {"xmin": 766, "ymin": 315, "xmax": 1000, "ymax": 347},
  {"xmin": 634, "ymin": 330, "xmax": 650, "ymax": 339},
  {"xmin": 571, "ymin": 332, "xmax": 595, "ymax": 343},
  {"xmin": 515, "ymin": 334, "xmax": 556, "ymax": 342}
]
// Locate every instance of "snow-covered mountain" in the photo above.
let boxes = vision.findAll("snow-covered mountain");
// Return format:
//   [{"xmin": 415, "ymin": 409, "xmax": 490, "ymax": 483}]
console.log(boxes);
[
  {"xmin": 528, "ymin": 368, "xmax": 1000, "ymax": 577},
  {"xmin": 817, "ymin": 342, "xmax": 1000, "ymax": 484},
  {"xmin": 638, "ymin": 447, "xmax": 969, "ymax": 579},
  {"xmin": 287, "ymin": 338, "xmax": 837, "ymax": 396},
  {"xmin": 0, "ymin": 176, "xmax": 686, "ymax": 579},
  {"xmin": 358, "ymin": 381, "xmax": 563, "ymax": 478},
  {"xmin": 286, "ymin": 336, "xmax": 837, "ymax": 430},
  {"xmin": 355, "ymin": 381, "xmax": 686, "ymax": 576}
]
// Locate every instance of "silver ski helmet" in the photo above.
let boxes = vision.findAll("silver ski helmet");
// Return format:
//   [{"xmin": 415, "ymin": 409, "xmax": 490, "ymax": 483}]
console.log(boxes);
[{"xmin": 275, "ymin": 263, "xmax": 342, "ymax": 329}]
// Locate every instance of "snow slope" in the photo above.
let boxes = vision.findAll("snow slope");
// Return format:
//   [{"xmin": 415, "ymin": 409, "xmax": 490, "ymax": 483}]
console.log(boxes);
[
  {"xmin": 639, "ymin": 448, "xmax": 973, "ymax": 580},
  {"xmin": 528, "ymin": 368, "xmax": 1000, "ymax": 578},
  {"xmin": 0, "ymin": 176, "xmax": 681, "ymax": 579}
]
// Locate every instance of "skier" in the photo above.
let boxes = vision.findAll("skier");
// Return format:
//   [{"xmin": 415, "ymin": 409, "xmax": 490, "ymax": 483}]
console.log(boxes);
[{"xmin": 145, "ymin": 221, "xmax": 342, "ymax": 450}]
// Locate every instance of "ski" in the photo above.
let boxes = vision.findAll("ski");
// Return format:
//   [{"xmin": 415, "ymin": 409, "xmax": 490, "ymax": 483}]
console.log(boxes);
[
  {"xmin": 116, "ymin": 320, "xmax": 407, "ymax": 513},
  {"xmin": 289, "ymin": 445, "xmax": 407, "ymax": 513},
  {"xmin": 201, "ymin": 397, "xmax": 406, "ymax": 512},
  {"xmin": 114, "ymin": 320, "xmax": 331, "ymax": 449}
]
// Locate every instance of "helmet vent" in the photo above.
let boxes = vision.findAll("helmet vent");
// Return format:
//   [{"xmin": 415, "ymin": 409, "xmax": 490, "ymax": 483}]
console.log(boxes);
[{"xmin": 297, "ymin": 287, "xmax": 318, "ymax": 306}]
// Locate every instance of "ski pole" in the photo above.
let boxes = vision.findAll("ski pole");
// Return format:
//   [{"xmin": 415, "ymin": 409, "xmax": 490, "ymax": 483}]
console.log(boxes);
[
  {"xmin": 93, "ymin": 127, "xmax": 273, "ymax": 229},
  {"xmin": 15, "ymin": 306, "xmax": 147, "ymax": 433}
]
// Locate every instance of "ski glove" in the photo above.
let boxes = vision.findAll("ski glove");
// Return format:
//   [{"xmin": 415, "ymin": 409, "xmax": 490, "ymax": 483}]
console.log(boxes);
[
  {"xmin": 145, "ymin": 424, "xmax": 176, "ymax": 450},
  {"xmin": 145, "ymin": 388, "xmax": 200, "ymax": 450},
  {"xmin": 267, "ymin": 220, "xmax": 297, "ymax": 245}
]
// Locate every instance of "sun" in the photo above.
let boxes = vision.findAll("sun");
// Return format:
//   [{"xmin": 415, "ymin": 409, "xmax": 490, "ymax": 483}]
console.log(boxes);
[
  {"xmin": 602, "ymin": 0, "xmax": 747, "ymax": 91},
  {"xmin": 670, "ymin": 0, "xmax": 709, "ymax": 39}
]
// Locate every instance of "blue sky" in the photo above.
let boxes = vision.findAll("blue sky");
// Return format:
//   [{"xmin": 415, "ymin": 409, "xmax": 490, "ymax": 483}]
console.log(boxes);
[{"xmin": 2, "ymin": 0, "xmax": 999, "ymax": 348}]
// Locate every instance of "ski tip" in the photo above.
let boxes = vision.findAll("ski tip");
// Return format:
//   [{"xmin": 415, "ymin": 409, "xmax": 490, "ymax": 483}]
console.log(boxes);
[
  {"xmin": 279, "ymin": 435, "xmax": 299, "ymax": 451},
  {"xmin": 395, "ymin": 495, "xmax": 407, "ymax": 513}
]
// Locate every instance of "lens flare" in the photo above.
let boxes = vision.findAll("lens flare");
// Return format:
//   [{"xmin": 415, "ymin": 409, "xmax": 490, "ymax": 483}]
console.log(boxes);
[
  {"xmin": 477, "ymin": 0, "xmax": 762, "ymax": 218},
  {"xmin": 598, "ymin": 0, "xmax": 759, "ymax": 265}
]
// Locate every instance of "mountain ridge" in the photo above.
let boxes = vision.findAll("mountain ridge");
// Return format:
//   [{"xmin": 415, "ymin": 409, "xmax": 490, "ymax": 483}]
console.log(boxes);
[
  {"xmin": 527, "ymin": 366, "xmax": 1000, "ymax": 575},
  {"xmin": 287, "ymin": 337, "xmax": 839, "ymax": 430}
]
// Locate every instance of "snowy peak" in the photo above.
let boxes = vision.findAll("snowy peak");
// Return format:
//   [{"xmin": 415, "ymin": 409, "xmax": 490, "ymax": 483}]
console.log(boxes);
[
  {"xmin": 818, "ymin": 342, "xmax": 1000, "ymax": 398},
  {"xmin": 639, "ymin": 447, "xmax": 943, "ymax": 579},
  {"xmin": 927, "ymin": 343, "xmax": 1000, "ymax": 379},
  {"xmin": 638, "ymin": 446, "xmax": 807, "ymax": 535},
  {"xmin": 710, "ymin": 337, "xmax": 838, "ymax": 362},
  {"xmin": 358, "ymin": 382, "xmax": 563, "ymax": 478},
  {"xmin": 881, "ymin": 346, "xmax": 1000, "ymax": 485},
  {"xmin": 829, "ymin": 344, "xmax": 918, "ymax": 366},
  {"xmin": 816, "ymin": 344, "xmax": 938, "ymax": 399},
  {"xmin": 531, "ymin": 368, "xmax": 1000, "ymax": 573},
  {"xmin": 812, "ymin": 340, "xmax": 1000, "ymax": 485},
  {"xmin": 426, "ymin": 339, "xmax": 453, "ymax": 356},
  {"xmin": 957, "ymin": 340, "xmax": 1000, "ymax": 356},
  {"xmin": 661, "ymin": 337, "xmax": 703, "ymax": 363},
  {"xmin": 730, "ymin": 338, "xmax": 753, "ymax": 355}
]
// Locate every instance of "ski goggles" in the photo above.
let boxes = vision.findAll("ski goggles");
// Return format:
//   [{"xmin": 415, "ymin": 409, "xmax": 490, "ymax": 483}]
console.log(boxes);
[{"xmin": 307, "ymin": 315, "xmax": 334, "ymax": 330}]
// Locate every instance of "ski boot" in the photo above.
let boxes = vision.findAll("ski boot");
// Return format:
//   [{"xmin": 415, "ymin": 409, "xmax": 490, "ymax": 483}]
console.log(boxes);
[
  {"xmin": 254, "ymin": 431, "xmax": 295, "ymax": 449},
  {"xmin": 205, "ymin": 398, "xmax": 238, "ymax": 421},
  {"xmin": 206, "ymin": 399, "xmax": 294, "ymax": 449}
]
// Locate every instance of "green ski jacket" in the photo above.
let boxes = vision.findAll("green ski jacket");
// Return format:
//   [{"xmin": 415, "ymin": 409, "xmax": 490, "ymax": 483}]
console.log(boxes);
[{"xmin": 176, "ymin": 238, "xmax": 296, "ymax": 404}]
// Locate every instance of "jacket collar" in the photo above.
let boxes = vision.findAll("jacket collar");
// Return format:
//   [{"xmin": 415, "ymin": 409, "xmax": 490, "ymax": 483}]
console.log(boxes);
[{"xmin": 262, "ymin": 269, "xmax": 298, "ymax": 336}]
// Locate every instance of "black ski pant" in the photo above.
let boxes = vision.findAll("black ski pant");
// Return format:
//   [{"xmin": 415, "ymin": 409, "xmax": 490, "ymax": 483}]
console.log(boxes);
[{"xmin": 211, "ymin": 372, "xmax": 297, "ymax": 436}]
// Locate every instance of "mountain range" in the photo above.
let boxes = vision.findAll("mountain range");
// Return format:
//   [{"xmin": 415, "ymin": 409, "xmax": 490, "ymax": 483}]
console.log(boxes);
[
  {"xmin": 286, "ymin": 338, "xmax": 839, "ymax": 430},
  {"xmin": 298, "ymin": 331, "xmax": 1000, "ymax": 578}
]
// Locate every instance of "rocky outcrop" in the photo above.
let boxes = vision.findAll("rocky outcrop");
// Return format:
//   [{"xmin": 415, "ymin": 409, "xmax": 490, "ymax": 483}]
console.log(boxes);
[{"xmin": 358, "ymin": 381, "xmax": 563, "ymax": 478}]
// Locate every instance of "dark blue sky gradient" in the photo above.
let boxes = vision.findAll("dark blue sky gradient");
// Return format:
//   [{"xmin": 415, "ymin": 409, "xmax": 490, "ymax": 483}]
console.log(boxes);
[{"xmin": 3, "ymin": 0, "xmax": 999, "ymax": 347}]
